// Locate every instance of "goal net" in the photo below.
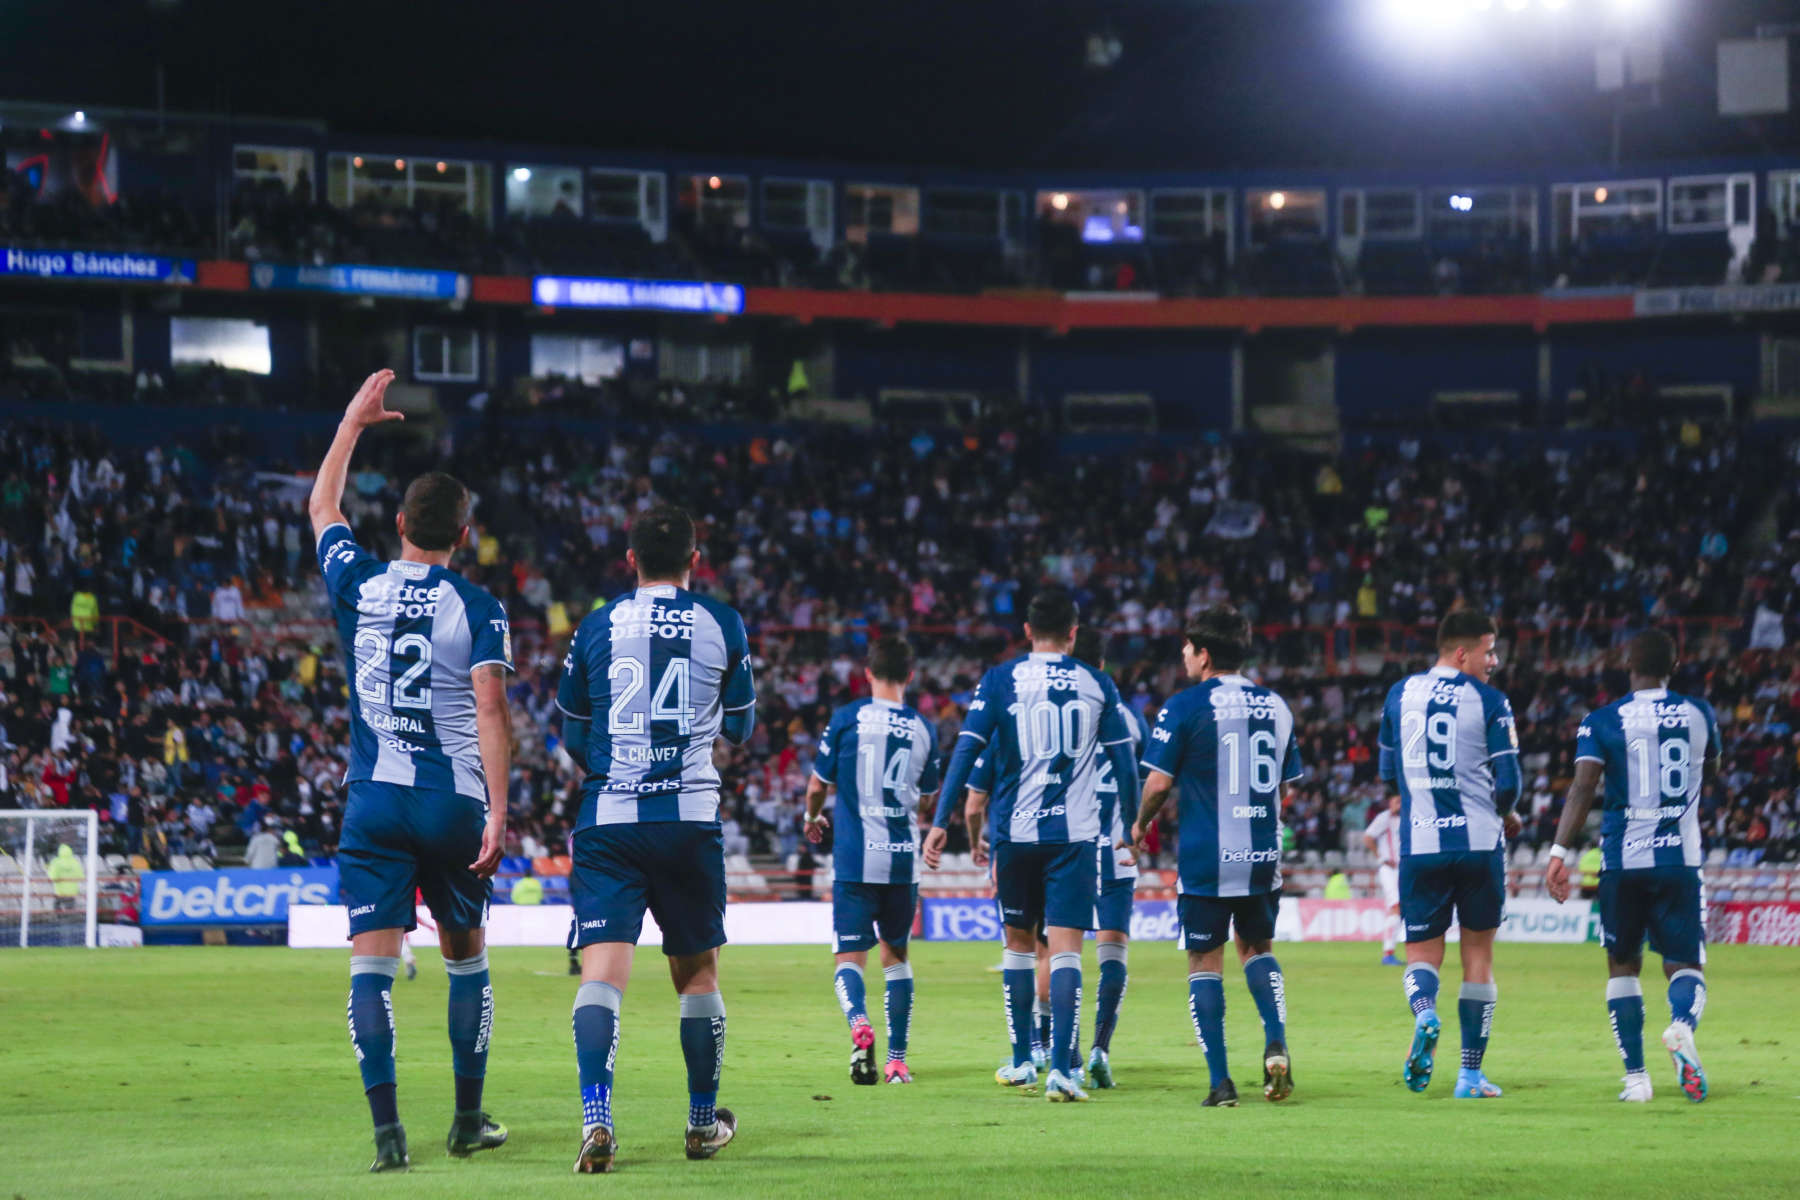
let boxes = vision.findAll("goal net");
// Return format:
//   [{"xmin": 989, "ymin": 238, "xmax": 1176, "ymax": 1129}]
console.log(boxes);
[{"xmin": 0, "ymin": 810, "xmax": 99, "ymax": 948}]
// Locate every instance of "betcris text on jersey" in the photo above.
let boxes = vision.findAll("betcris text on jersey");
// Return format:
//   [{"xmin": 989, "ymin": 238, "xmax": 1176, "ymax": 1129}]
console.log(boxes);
[
  {"xmin": 141, "ymin": 867, "xmax": 339, "ymax": 925},
  {"xmin": 922, "ymin": 896, "xmax": 1181, "ymax": 941}
]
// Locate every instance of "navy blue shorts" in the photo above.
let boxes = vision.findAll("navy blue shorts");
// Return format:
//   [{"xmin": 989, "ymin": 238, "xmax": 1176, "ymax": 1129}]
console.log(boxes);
[
  {"xmin": 833, "ymin": 881, "xmax": 918, "ymax": 953},
  {"xmin": 1180, "ymin": 892, "xmax": 1279, "ymax": 953},
  {"xmin": 993, "ymin": 840, "xmax": 1099, "ymax": 933},
  {"xmin": 337, "ymin": 781, "xmax": 491, "ymax": 937},
  {"xmin": 570, "ymin": 822, "xmax": 726, "ymax": 957},
  {"xmin": 1400, "ymin": 849, "xmax": 1506, "ymax": 941},
  {"xmin": 1097, "ymin": 875, "xmax": 1136, "ymax": 934},
  {"xmin": 1599, "ymin": 867, "xmax": 1705, "ymax": 966}
]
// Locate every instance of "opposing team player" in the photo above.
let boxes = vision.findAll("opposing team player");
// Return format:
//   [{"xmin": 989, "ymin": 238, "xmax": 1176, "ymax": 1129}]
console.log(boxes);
[
  {"xmin": 309, "ymin": 369, "xmax": 512, "ymax": 1171},
  {"xmin": 803, "ymin": 635, "xmax": 939, "ymax": 1085},
  {"xmin": 1131, "ymin": 606, "xmax": 1301, "ymax": 1108},
  {"xmin": 1379, "ymin": 610, "xmax": 1521, "ymax": 1100},
  {"xmin": 1072, "ymin": 626, "xmax": 1147, "ymax": 1088},
  {"xmin": 1361, "ymin": 794, "xmax": 1403, "ymax": 965},
  {"xmin": 558, "ymin": 505, "xmax": 757, "ymax": 1172},
  {"xmin": 922, "ymin": 588, "xmax": 1138, "ymax": 1102},
  {"xmin": 1544, "ymin": 630, "xmax": 1718, "ymax": 1103}
]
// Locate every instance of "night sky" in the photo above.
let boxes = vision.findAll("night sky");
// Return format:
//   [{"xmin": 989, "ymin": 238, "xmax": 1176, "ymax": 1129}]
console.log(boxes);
[{"xmin": 4, "ymin": 0, "xmax": 1797, "ymax": 169}]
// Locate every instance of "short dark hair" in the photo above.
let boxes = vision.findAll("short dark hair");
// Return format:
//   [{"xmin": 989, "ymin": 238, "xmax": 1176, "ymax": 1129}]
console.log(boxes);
[
  {"xmin": 629, "ymin": 505, "xmax": 696, "ymax": 581},
  {"xmin": 400, "ymin": 472, "xmax": 470, "ymax": 551},
  {"xmin": 1071, "ymin": 626, "xmax": 1105, "ymax": 668},
  {"xmin": 1628, "ymin": 629, "xmax": 1677, "ymax": 681},
  {"xmin": 1186, "ymin": 605, "xmax": 1251, "ymax": 672},
  {"xmin": 1438, "ymin": 609, "xmax": 1497, "ymax": 649},
  {"xmin": 867, "ymin": 635, "xmax": 915, "ymax": 685},
  {"xmin": 1025, "ymin": 587, "xmax": 1079, "ymax": 641}
]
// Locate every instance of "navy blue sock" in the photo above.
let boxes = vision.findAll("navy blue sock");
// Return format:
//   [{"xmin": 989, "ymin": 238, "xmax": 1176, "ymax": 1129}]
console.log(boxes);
[
  {"xmin": 1094, "ymin": 943, "xmax": 1127, "ymax": 1054},
  {"xmin": 1242, "ymin": 952, "xmax": 1287, "ymax": 1046},
  {"xmin": 1606, "ymin": 977, "xmax": 1646, "ymax": 1074},
  {"xmin": 1188, "ymin": 971, "xmax": 1228, "ymax": 1087},
  {"xmin": 1034, "ymin": 998, "xmax": 1050, "ymax": 1058},
  {"xmin": 348, "ymin": 956, "xmax": 399, "ymax": 1128},
  {"xmin": 1403, "ymin": 962, "xmax": 1439, "ymax": 1019},
  {"xmin": 1001, "ymin": 950, "xmax": 1035, "ymax": 1069},
  {"xmin": 883, "ymin": 962, "xmax": 914, "ymax": 1061},
  {"xmin": 1458, "ymin": 981, "xmax": 1497, "ymax": 1072},
  {"xmin": 1667, "ymin": 969, "xmax": 1706, "ymax": 1031},
  {"xmin": 446, "ymin": 952, "xmax": 493, "ymax": 1115},
  {"xmin": 573, "ymin": 981, "xmax": 621, "ymax": 1133},
  {"xmin": 679, "ymin": 991, "xmax": 726, "ymax": 1128},
  {"xmin": 1049, "ymin": 952, "xmax": 1081, "ymax": 1077},
  {"xmin": 834, "ymin": 963, "xmax": 868, "ymax": 1028}
]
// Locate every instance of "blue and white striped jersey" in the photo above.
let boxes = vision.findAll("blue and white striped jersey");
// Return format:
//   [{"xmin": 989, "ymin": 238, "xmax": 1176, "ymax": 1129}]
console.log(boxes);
[
  {"xmin": 957, "ymin": 652, "xmax": 1130, "ymax": 845},
  {"xmin": 556, "ymin": 584, "xmax": 756, "ymax": 828},
  {"xmin": 318, "ymin": 524, "xmax": 513, "ymax": 802},
  {"xmin": 1097, "ymin": 702, "xmax": 1151, "ymax": 883},
  {"xmin": 1142, "ymin": 675, "xmax": 1302, "ymax": 898},
  {"xmin": 1378, "ymin": 666, "xmax": 1518, "ymax": 857},
  {"xmin": 1576, "ymin": 689, "xmax": 1718, "ymax": 872},
  {"xmin": 813, "ymin": 697, "xmax": 941, "ymax": 885}
]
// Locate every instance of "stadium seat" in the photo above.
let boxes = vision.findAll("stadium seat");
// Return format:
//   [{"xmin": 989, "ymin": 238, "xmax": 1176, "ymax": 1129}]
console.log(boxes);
[
  {"xmin": 128, "ymin": 855, "xmax": 150, "ymax": 872},
  {"xmin": 1706, "ymin": 848, "xmax": 1727, "ymax": 867},
  {"xmin": 190, "ymin": 855, "xmax": 212, "ymax": 870},
  {"xmin": 169, "ymin": 854, "xmax": 193, "ymax": 871}
]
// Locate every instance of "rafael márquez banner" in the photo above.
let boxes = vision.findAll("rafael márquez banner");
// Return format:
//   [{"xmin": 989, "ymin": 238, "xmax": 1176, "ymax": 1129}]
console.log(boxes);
[{"xmin": 1708, "ymin": 901, "xmax": 1800, "ymax": 946}]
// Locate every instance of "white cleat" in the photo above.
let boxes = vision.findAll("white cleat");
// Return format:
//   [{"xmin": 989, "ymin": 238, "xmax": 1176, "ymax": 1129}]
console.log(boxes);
[
  {"xmin": 1618, "ymin": 1072, "xmax": 1654, "ymax": 1102},
  {"xmin": 1662, "ymin": 1023, "xmax": 1708, "ymax": 1103},
  {"xmin": 995, "ymin": 1062, "xmax": 1038, "ymax": 1088},
  {"xmin": 1044, "ymin": 1068, "xmax": 1090, "ymax": 1102}
]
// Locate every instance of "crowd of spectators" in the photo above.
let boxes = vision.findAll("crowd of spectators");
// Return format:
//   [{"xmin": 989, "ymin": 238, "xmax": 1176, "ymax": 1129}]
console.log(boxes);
[{"xmin": 3, "ymin": 409, "xmax": 1800, "ymax": 885}]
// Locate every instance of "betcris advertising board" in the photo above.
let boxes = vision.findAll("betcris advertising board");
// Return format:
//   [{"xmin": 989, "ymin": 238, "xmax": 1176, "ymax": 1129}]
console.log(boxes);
[
  {"xmin": 141, "ymin": 867, "xmax": 338, "ymax": 926},
  {"xmin": 921, "ymin": 897, "xmax": 1181, "ymax": 941}
]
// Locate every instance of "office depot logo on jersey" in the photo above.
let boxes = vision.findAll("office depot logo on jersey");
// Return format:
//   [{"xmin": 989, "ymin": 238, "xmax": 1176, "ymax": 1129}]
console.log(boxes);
[{"xmin": 142, "ymin": 868, "xmax": 338, "ymax": 926}]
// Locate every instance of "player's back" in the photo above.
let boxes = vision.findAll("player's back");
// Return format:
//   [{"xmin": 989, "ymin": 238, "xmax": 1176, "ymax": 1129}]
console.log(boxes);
[
  {"xmin": 1381, "ymin": 666, "xmax": 1517, "ymax": 857},
  {"xmin": 557, "ymin": 582, "xmax": 754, "ymax": 827},
  {"xmin": 815, "ymin": 697, "xmax": 939, "ymax": 885},
  {"xmin": 1149, "ymin": 674, "xmax": 1299, "ymax": 897},
  {"xmin": 1577, "ymin": 688, "xmax": 1716, "ymax": 872},
  {"xmin": 319, "ymin": 524, "xmax": 511, "ymax": 800},
  {"xmin": 973, "ymin": 651, "xmax": 1124, "ymax": 845}
]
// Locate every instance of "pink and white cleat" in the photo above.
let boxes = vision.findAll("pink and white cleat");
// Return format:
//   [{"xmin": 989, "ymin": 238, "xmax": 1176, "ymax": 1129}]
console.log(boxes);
[
  {"xmin": 883, "ymin": 1061, "xmax": 912, "ymax": 1084},
  {"xmin": 850, "ymin": 1021, "xmax": 878, "ymax": 1085}
]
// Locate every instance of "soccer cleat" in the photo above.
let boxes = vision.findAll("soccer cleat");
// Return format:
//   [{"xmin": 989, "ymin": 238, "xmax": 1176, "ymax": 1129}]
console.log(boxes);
[
  {"xmin": 573, "ymin": 1125, "xmax": 617, "ymax": 1174},
  {"xmin": 369, "ymin": 1123, "xmax": 409, "ymax": 1173},
  {"xmin": 1619, "ymin": 1072, "xmax": 1654, "ymax": 1103},
  {"xmin": 404, "ymin": 958, "xmax": 418, "ymax": 982},
  {"xmin": 1403, "ymin": 1011, "xmax": 1441, "ymax": 1092},
  {"xmin": 567, "ymin": 950, "xmax": 581, "ymax": 977},
  {"xmin": 684, "ymin": 1108, "xmax": 737, "ymax": 1160},
  {"xmin": 883, "ymin": 1061, "xmax": 912, "ymax": 1084},
  {"xmin": 849, "ymin": 1021, "xmax": 878, "ymax": 1085},
  {"xmin": 1201, "ymin": 1079, "xmax": 1239, "ymax": 1108},
  {"xmin": 1662, "ymin": 1022, "xmax": 1707, "ymax": 1103},
  {"xmin": 995, "ymin": 1062, "xmax": 1038, "ymax": 1087},
  {"xmin": 446, "ymin": 1112, "xmax": 508, "ymax": 1157},
  {"xmin": 1262, "ymin": 1041, "xmax": 1293, "ymax": 1102},
  {"xmin": 1453, "ymin": 1068, "xmax": 1503, "ymax": 1099},
  {"xmin": 1087, "ymin": 1046, "xmax": 1115, "ymax": 1089},
  {"xmin": 1030, "ymin": 1045, "xmax": 1048, "ymax": 1070},
  {"xmin": 1380, "ymin": 953, "xmax": 1402, "ymax": 967},
  {"xmin": 1044, "ymin": 1069, "xmax": 1089, "ymax": 1102}
]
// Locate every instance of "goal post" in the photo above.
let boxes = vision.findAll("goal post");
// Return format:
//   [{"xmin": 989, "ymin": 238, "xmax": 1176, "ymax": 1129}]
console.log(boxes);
[{"xmin": 0, "ymin": 810, "xmax": 100, "ymax": 948}]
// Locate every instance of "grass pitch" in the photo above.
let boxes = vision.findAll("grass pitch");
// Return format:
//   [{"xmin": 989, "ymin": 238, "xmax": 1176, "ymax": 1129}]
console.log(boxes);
[{"xmin": 2, "ymin": 941, "xmax": 1796, "ymax": 1199}]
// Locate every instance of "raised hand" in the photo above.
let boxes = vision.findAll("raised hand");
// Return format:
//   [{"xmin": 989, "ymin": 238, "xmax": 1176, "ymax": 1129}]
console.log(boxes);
[{"xmin": 342, "ymin": 369, "xmax": 403, "ymax": 431}]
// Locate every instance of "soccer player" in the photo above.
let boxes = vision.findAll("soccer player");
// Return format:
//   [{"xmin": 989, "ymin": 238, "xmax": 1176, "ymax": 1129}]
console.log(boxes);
[
  {"xmin": 1379, "ymin": 610, "xmax": 1521, "ymax": 1100},
  {"xmin": 1362, "ymin": 794, "xmax": 1403, "ymax": 966},
  {"xmin": 1072, "ymin": 625, "xmax": 1147, "ymax": 1088},
  {"xmin": 1544, "ymin": 630, "xmax": 1718, "ymax": 1103},
  {"xmin": 802, "ymin": 635, "xmax": 939, "ymax": 1085},
  {"xmin": 1130, "ymin": 606, "xmax": 1301, "ymax": 1108},
  {"xmin": 922, "ymin": 587, "xmax": 1137, "ymax": 1102},
  {"xmin": 309, "ymin": 369, "xmax": 512, "ymax": 1172},
  {"xmin": 558, "ymin": 505, "xmax": 756, "ymax": 1173}
]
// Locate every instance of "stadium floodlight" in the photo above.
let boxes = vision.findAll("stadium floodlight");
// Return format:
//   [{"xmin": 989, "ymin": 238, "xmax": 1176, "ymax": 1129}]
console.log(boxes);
[
  {"xmin": 1269, "ymin": 191, "xmax": 1287, "ymax": 210},
  {"xmin": 1503, "ymin": 0, "xmax": 1527, "ymax": 11},
  {"xmin": 1542, "ymin": 0, "xmax": 1568, "ymax": 10},
  {"xmin": 1449, "ymin": 194, "xmax": 1474, "ymax": 211},
  {"xmin": 1051, "ymin": 192, "xmax": 1070, "ymax": 211},
  {"xmin": 512, "ymin": 167, "xmax": 531, "ymax": 182},
  {"xmin": 1377, "ymin": 0, "xmax": 1472, "ymax": 38},
  {"xmin": 73, "ymin": 110, "xmax": 86, "ymax": 123}
]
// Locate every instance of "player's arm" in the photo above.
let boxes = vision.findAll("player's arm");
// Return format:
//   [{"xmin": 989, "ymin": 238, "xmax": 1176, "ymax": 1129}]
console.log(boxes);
[
  {"xmin": 470, "ymin": 663, "xmax": 511, "ymax": 879},
  {"xmin": 1484, "ymin": 688, "xmax": 1523, "ymax": 835},
  {"xmin": 719, "ymin": 610, "xmax": 757, "ymax": 746},
  {"xmin": 308, "ymin": 369, "xmax": 401, "ymax": 540},
  {"xmin": 803, "ymin": 711, "xmax": 840, "ymax": 843},
  {"xmin": 556, "ymin": 626, "xmax": 593, "ymax": 773},
  {"xmin": 1131, "ymin": 700, "xmax": 1181, "ymax": 853},
  {"xmin": 1544, "ymin": 758, "xmax": 1600, "ymax": 904},
  {"xmin": 1130, "ymin": 769, "xmax": 1174, "ymax": 856},
  {"xmin": 1377, "ymin": 689, "xmax": 1399, "ymax": 785},
  {"xmin": 923, "ymin": 673, "xmax": 998, "ymax": 867},
  {"xmin": 964, "ymin": 786, "xmax": 991, "ymax": 867},
  {"xmin": 1098, "ymin": 682, "xmax": 1140, "ymax": 821}
]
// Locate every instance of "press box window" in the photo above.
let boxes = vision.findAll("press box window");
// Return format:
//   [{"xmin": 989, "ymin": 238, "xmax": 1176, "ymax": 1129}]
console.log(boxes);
[
  {"xmin": 233, "ymin": 146, "xmax": 314, "ymax": 196},
  {"xmin": 530, "ymin": 334, "xmax": 624, "ymax": 384},
  {"xmin": 845, "ymin": 183, "xmax": 920, "ymax": 238},
  {"xmin": 413, "ymin": 327, "xmax": 479, "ymax": 383},
  {"xmin": 507, "ymin": 166, "xmax": 583, "ymax": 218},
  {"xmin": 171, "ymin": 317, "xmax": 271, "ymax": 376}
]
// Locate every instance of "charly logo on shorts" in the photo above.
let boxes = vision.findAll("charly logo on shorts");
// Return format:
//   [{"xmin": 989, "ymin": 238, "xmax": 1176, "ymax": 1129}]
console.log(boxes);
[{"xmin": 580, "ymin": 919, "xmax": 607, "ymax": 929}]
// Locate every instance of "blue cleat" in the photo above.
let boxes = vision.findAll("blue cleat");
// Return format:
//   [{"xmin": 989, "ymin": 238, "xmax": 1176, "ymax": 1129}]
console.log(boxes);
[
  {"xmin": 1044, "ymin": 1069, "xmax": 1089, "ymax": 1102},
  {"xmin": 995, "ymin": 1062, "xmax": 1038, "ymax": 1088},
  {"xmin": 1087, "ymin": 1046, "xmax": 1115, "ymax": 1089},
  {"xmin": 1453, "ymin": 1068, "xmax": 1503, "ymax": 1099},
  {"xmin": 1403, "ymin": 1011, "xmax": 1441, "ymax": 1093},
  {"xmin": 1380, "ymin": 953, "xmax": 1402, "ymax": 967}
]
